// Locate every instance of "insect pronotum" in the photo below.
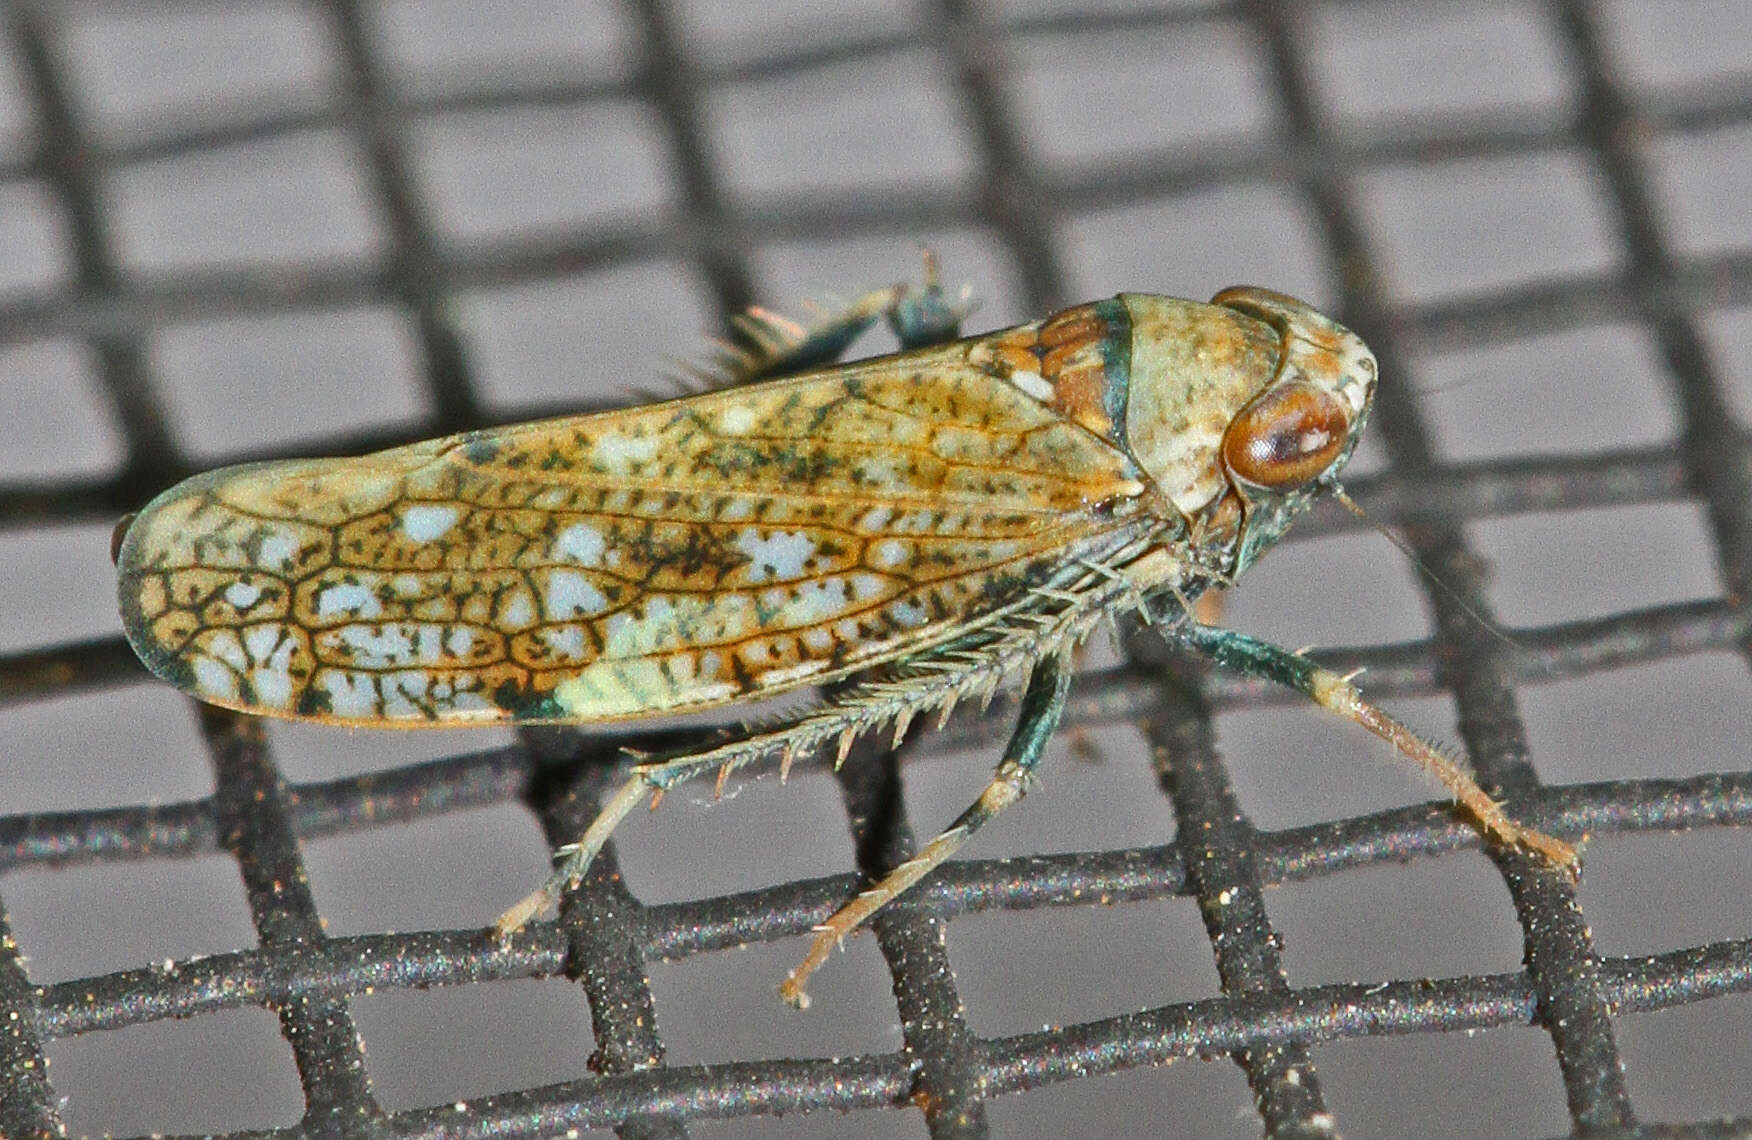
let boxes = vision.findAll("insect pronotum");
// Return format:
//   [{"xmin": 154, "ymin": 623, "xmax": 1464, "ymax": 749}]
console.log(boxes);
[{"xmin": 115, "ymin": 268, "xmax": 1578, "ymax": 1007}]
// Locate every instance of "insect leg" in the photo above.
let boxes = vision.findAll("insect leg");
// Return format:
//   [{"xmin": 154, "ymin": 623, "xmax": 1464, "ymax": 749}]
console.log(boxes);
[
  {"xmin": 884, "ymin": 250, "xmax": 966, "ymax": 350},
  {"xmin": 778, "ymin": 652, "xmax": 1073, "ymax": 1009},
  {"xmin": 726, "ymin": 254, "xmax": 967, "ymax": 383},
  {"xmin": 493, "ymin": 564, "xmax": 1125, "ymax": 948},
  {"xmin": 728, "ymin": 289, "xmax": 903, "ymax": 382},
  {"xmin": 491, "ymin": 747, "xmax": 744, "ymax": 940},
  {"xmin": 491, "ymin": 610, "xmax": 1092, "ymax": 944},
  {"xmin": 1173, "ymin": 623, "xmax": 1580, "ymax": 870}
]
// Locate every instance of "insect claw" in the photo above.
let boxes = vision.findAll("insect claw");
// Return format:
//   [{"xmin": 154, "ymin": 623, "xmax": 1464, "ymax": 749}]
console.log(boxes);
[
  {"xmin": 648, "ymin": 788, "xmax": 665, "ymax": 811},
  {"xmin": 491, "ymin": 889, "xmax": 554, "ymax": 941},
  {"xmin": 779, "ymin": 745, "xmax": 796, "ymax": 782},
  {"xmin": 918, "ymin": 246, "xmax": 940, "ymax": 286},
  {"xmin": 714, "ymin": 760, "xmax": 733, "ymax": 798},
  {"xmin": 836, "ymin": 726, "xmax": 857, "ymax": 766}
]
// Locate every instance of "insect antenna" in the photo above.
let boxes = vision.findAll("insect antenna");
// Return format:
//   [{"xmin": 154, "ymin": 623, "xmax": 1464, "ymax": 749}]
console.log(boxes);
[{"xmin": 1332, "ymin": 489, "xmax": 1525, "ymax": 657}]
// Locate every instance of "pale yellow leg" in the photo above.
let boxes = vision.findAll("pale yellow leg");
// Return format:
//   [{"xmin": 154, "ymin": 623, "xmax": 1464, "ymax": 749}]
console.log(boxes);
[
  {"xmin": 1309, "ymin": 668, "xmax": 1580, "ymax": 868},
  {"xmin": 1177, "ymin": 622, "xmax": 1579, "ymax": 870},
  {"xmin": 492, "ymin": 773, "xmax": 652, "ymax": 939},
  {"xmin": 779, "ymin": 655, "xmax": 1071, "ymax": 1008}
]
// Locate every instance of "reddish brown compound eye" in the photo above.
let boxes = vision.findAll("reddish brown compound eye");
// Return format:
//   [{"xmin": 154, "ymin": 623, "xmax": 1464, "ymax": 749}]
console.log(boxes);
[{"xmin": 1222, "ymin": 382, "xmax": 1351, "ymax": 490}]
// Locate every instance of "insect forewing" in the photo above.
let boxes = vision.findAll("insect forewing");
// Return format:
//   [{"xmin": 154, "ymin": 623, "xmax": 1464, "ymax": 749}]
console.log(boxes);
[{"xmin": 115, "ymin": 345, "xmax": 1150, "ymax": 726}]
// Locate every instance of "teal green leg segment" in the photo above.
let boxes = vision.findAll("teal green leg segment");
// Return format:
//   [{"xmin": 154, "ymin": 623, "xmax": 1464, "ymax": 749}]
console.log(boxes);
[
  {"xmin": 1169, "ymin": 622, "xmax": 1580, "ymax": 870},
  {"xmin": 887, "ymin": 268, "xmax": 963, "ymax": 349},
  {"xmin": 1173, "ymin": 622, "xmax": 1322, "ymax": 696},
  {"xmin": 738, "ymin": 290, "xmax": 893, "ymax": 380},
  {"xmin": 779, "ymin": 653, "xmax": 1072, "ymax": 1007},
  {"xmin": 740, "ymin": 257, "xmax": 965, "ymax": 381}
]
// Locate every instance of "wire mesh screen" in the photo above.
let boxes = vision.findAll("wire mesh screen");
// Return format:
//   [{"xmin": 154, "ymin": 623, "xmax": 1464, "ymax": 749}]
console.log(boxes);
[{"xmin": 2, "ymin": 0, "xmax": 1751, "ymax": 1136}]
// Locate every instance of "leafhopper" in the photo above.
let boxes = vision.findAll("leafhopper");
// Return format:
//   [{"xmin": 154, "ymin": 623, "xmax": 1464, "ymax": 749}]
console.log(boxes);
[{"xmin": 114, "ymin": 270, "xmax": 1577, "ymax": 1006}]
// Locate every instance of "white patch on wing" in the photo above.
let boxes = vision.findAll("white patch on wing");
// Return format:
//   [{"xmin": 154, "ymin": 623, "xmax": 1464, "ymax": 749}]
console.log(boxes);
[
  {"xmin": 400, "ymin": 504, "xmax": 460, "ymax": 542},
  {"xmin": 893, "ymin": 510, "xmax": 936, "ymax": 534},
  {"xmin": 888, "ymin": 598, "xmax": 930, "ymax": 628},
  {"xmin": 755, "ymin": 659, "xmax": 829, "ymax": 688},
  {"xmin": 243, "ymin": 625, "xmax": 283, "ymax": 663},
  {"xmin": 539, "ymin": 626, "xmax": 589, "ymax": 661},
  {"xmin": 870, "ymin": 539, "xmax": 911, "ymax": 569},
  {"xmin": 1008, "ymin": 369, "xmax": 1054, "ymax": 402},
  {"xmin": 319, "ymin": 670, "xmax": 378, "ymax": 718},
  {"xmin": 498, "ymin": 590, "xmax": 536, "ymax": 629},
  {"xmin": 249, "ymin": 670, "xmax": 293, "ymax": 710},
  {"xmin": 554, "ymin": 657, "xmax": 738, "ymax": 719},
  {"xmin": 551, "ymin": 523, "xmax": 606, "ymax": 566},
  {"xmin": 316, "ymin": 582, "xmax": 383, "ymax": 620},
  {"xmin": 415, "ymin": 625, "xmax": 444, "ymax": 665},
  {"xmin": 850, "ymin": 573, "xmax": 889, "ymax": 602},
  {"xmin": 247, "ymin": 632, "xmax": 298, "ymax": 710},
  {"xmin": 600, "ymin": 596, "xmax": 685, "ymax": 658},
  {"xmin": 593, "ymin": 432, "xmax": 658, "ymax": 472},
  {"xmin": 779, "ymin": 578, "xmax": 851, "ymax": 626},
  {"xmin": 224, "ymin": 581, "xmax": 261, "ymax": 610},
  {"xmin": 381, "ymin": 672, "xmax": 431, "ymax": 719},
  {"xmin": 736, "ymin": 528, "xmax": 816, "ymax": 583},
  {"xmin": 205, "ymin": 630, "xmax": 249, "ymax": 672},
  {"xmin": 326, "ymin": 623, "xmax": 447, "ymax": 669},
  {"xmin": 256, "ymin": 527, "xmax": 302, "ymax": 572},
  {"xmin": 717, "ymin": 404, "xmax": 757, "ymax": 434},
  {"xmin": 192, "ymin": 655, "xmax": 239, "ymax": 701},
  {"xmin": 855, "ymin": 457, "xmax": 898, "ymax": 486},
  {"xmin": 335, "ymin": 624, "xmax": 412, "ymax": 669},
  {"xmin": 544, "ymin": 569, "xmax": 609, "ymax": 619},
  {"xmin": 442, "ymin": 688, "xmax": 498, "ymax": 717}
]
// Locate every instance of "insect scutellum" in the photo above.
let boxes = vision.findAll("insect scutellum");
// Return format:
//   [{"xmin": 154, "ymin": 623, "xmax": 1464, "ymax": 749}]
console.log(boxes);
[{"xmin": 113, "ymin": 268, "xmax": 1575, "ymax": 1008}]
